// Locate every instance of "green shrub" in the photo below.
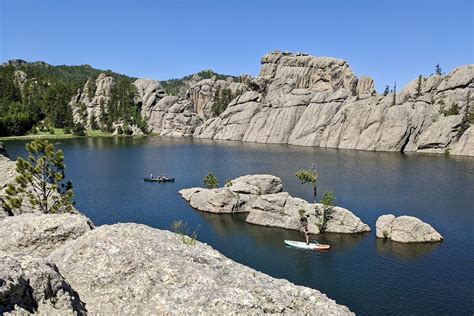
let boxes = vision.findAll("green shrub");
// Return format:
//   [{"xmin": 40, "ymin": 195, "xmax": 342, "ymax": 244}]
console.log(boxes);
[
  {"xmin": 203, "ymin": 172, "xmax": 219, "ymax": 189},
  {"xmin": 315, "ymin": 192, "xmax": 336, "ymax": 233},
  {"xmin": 72, "ymin": 123, "xmax": 86, "ymax": 136}
]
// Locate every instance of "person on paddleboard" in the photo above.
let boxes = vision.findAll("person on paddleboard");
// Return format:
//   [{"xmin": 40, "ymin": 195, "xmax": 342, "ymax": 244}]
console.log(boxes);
[{"xmin": 303, "ymin": 224, "xmax": 310, "ymax": 245}]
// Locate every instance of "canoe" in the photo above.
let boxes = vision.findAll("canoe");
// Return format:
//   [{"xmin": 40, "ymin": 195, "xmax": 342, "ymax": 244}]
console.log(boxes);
[
  {"xmin": 284, "ymin": 240, "xmax": 330, "ymax": 250},
  {"xmin": 144, "ymin": 178, "xmax": 175, "ymax": 182}
]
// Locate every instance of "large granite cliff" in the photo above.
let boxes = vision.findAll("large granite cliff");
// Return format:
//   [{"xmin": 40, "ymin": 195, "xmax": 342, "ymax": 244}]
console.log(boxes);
[{"xmin": 193, "ymin": 51, "xmax": 474, "ymax": 156}]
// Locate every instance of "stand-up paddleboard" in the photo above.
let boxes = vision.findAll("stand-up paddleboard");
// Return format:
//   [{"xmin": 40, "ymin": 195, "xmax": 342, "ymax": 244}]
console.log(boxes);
[{"xmin": 284, "ymin": 240, "xmax": 330, "ymax": 250}]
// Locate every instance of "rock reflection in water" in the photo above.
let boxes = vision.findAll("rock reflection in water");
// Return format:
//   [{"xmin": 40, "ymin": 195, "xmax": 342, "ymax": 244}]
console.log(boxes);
[{"xmin": 375, "ymin": 238, "xmax": 440, "ymax": 261}]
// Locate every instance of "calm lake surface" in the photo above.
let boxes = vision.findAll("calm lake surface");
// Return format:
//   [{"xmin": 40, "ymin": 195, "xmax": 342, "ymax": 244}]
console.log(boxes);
[{"xmin": 4, "ymin": 137, "xmax": 474, "ymax": 315}]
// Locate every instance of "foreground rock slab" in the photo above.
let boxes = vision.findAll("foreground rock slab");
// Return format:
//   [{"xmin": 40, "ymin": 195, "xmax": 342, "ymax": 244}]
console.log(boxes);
[
  {"xmin": 0, "ymin": 213, "xmax": 93, "ymax": 257},
  {"xmin": 0, "ymin": 254, "xmax": 86, "ymax": 315},
  {"xmin": 49, "ymin": 224, "xmax": 353, "ymax": 315},
  {"xmin": 376, "ymin": 214, "xmax": 443, "ymax": 243}
]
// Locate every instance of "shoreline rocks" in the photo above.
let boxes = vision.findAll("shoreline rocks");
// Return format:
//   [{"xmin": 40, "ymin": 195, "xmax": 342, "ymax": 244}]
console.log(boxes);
[
  {"xmin": 376, "ymin": 214, "xmax": 443, "ymax": 243},
  {"xmin": 180, "ymin": 174, "xmax": 371, "ymax": 234}
]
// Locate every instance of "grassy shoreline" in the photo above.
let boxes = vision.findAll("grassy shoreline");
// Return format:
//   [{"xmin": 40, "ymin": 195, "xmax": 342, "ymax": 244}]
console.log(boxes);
[{"xmin": 0, "ymin": 128, "xmax": 135, "ymax": 141}]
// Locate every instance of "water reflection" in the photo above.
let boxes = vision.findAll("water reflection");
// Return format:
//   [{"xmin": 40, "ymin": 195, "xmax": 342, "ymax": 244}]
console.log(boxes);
[
  {"xmin": 375, "ymin": 238, "xmax": 441, "ymax": 261},
  {"xmin": 198, "ymin": 211, "xmax": 368, "ymax": 252}
]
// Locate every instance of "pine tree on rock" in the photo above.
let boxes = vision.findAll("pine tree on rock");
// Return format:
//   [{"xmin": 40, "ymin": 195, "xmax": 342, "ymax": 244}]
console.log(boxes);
[{"xmin": 4, "ymin": 140, "xmax": 75, "ymax": 214}]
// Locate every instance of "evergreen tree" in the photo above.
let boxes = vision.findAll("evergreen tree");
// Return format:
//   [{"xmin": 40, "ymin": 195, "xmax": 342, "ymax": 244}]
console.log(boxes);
[
  {"xmin": 383, "ymin": 85, "xmax": 390, "ymax": 96},
  {"xmin": 435, "ymin": 64, "xmax": 442, "ymax": 75},
  {"xmin": 4, "ymin": 140, "xmax": 74, "ymax": 214},
  {"xmin": 203, "ymin": 172, "xmax": 219, "ymax": 189},
  {"xmin": 315, "ymin": 191, "xmax": 335, "ymax": 233},
  {"xmin": 90, "ymin": 112, "xmax": 99, "ymax": 130},
  {"xmin": 296, "ymin": 165, "xmax": 318, "ymax": 203},
  {"xmin": 416, "ymin": 75, "xmax": 423, "ymax": 97},
  {"xmin": 392, "ymin": 82, "xmax": 397, "ymax": 106},
  {"xmin": 72, "ymin": 122, "xmax": 86, "ymax": 136}
]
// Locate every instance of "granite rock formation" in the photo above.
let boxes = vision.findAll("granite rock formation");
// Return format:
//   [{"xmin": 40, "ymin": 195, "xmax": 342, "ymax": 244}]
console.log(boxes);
[
  {"xmin": 193, "ymin": 51, "xmax": 474, "ymax": 156},
  {"xmin": 49, "ymin": 223, "xmax": 352, "ymax": 315},
  {"xmin": 0, "ymin": 255, "xmax": 86, "ymax": 315},
  {"xmin": 69, "ymin": 73, "xmax": 115, "ymax": 129},
  {"xmin": 376, "ymin": 214, "xmax": 443, "ymax": 243},
  {"xmin": 179, "ymin": 174, "xmax": 370, "ymax": 234},
  {"xmin": 0, "ymin": 213, "xmax": 93, "ymax": 257},
  {"xmin": 187, "ymin": 76, "xmax": 248, "ymax": 119}
]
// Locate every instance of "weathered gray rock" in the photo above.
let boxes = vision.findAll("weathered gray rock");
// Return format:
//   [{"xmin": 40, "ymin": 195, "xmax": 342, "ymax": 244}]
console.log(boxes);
[
  {"xmin": 0, "ymin": 254, "xmax": 86, "ymax": 315},
  {"xmin": 145, "ymin": 95, "xmax": 203, "ymax": 136},
  {"xmin": 227, "ymin": 174, "xmax": 282, "ymax": 195},
  {"xmin": 178, "ymin": 187, "xmax": 244, "ymax": 213},
  {"xmin": 0, "ymin": 213, "xmax": 93, "ymax": 257},
  {"xmin": 69, "ymin": 73, "xmax": 115, "ymax": 130},
  {"xmin": 246, "ymin": 192, "xmax": 371, "ymax": 234},
  {"xmin": 49, "ymin": 224, "xmax": 352, "ymax": 315},
  {"xmin": 186, "ymin": 77, "xmax": 248, "ymax": 119},
  {"xmin": 179, "ymin": 174, "xmax": 283, "ymax": 214},
  {"xmin": 194, "ymin": 51, "xmax": 474, "ymax": 156},
  {"xmin": 180, "ymin": 174, "xmax": 370, "ymax": 234},
  {"xmin": 376, "ymin": 214, "xmax": 443, "ymax": 243},
  {"xmin": 0, "ymin": 142, "xmax": 8, "ymax": 158}
]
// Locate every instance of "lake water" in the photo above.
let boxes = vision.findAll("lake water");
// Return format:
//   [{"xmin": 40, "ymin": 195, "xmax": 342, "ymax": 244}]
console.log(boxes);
[{"xmin": 4, "ymin": 137, "xmax": 474, "ymax": 315}]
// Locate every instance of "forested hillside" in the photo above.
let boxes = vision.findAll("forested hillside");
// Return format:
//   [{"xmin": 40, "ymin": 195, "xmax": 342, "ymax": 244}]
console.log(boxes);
[{"xmin": 0, "ymin": 60, "xmax": 132, "ymax": 136}]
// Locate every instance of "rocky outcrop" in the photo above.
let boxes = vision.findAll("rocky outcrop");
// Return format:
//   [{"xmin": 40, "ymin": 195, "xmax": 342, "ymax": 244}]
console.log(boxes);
[
  {"xmin": 187, "ymin": 76, "xmax": 248, "ymax": 119},
  {"xmin": 194, "ymin": 51, "xmax": 474, "ymax": 156},
  {"xmin": 0, "ymin": 213, "xmax": 93, "ymax": 257},
  {"xmin": 0, "ymin": 154, "xmax": 20, "ymax": 218},
  {"xmin": 180, "ymin": 174, "xmax": 370, "ymax": 234},
  {"xmin": 246, "ymin": 192, "xmax": 371, "ymax": 234},
  {"xmin": 49, "ymin": 223, "xmax": 352, "ymax": 315},
  {"xmin": 0, "ymin": 142, "xmax": 8, "ymax": 158},
  {"xmin": 376, "ymin": 214, "xmax": 443, "ymax": 243},
  {"xmin": 179, "ymin": 174, "xmax": 282, "ymax": 214},
  {"xmin": 69, "ymin": 73, "xmax": 115, "ymax": 129},
  {"xmin": 141, "ymin": 95, "xmax": 203, "ymax": 136},
  {"xmin": 0, "ymin": 255, "xmax": 87, "ymax": 315}
]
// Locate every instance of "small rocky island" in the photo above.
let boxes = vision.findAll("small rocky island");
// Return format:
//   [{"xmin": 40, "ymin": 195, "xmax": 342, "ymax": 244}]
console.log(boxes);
[
  {"xmin": 179, "ymin": 174, "xmax": 371, "ymax": 234},
  {"xmin": 376, "ymin": 214, "xmax": 443, "ymax": 243},
  {"xmin": 0, "ymin": 148, "xmax": 352, "ymax": 314}
]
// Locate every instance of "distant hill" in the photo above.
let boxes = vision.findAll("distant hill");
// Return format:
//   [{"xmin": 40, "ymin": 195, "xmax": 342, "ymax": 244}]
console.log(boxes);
[
  {"xmin": 3, "ymin": 59, "xmax": 133, "ymax": 89},
  {"xmin": 161, "ymin": 70, "xmax": 238, "ymax": 97}
]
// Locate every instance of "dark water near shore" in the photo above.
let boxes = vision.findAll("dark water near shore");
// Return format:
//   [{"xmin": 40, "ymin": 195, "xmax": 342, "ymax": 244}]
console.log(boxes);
[{"xmin": 4, "ymin": 137, "xmax": 474, "ymax": 315}]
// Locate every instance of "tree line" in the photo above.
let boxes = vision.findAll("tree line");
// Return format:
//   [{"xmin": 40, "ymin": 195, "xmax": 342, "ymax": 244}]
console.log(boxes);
[{"xmin": 0, "ymin": 62, "xmax": 143, "ymax": 136}]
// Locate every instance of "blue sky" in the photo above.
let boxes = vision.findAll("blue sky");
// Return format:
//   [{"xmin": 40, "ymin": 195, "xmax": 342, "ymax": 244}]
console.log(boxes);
[{"xmin": 1, "ymin": 0, "xmax": 473, "ymax": 91}]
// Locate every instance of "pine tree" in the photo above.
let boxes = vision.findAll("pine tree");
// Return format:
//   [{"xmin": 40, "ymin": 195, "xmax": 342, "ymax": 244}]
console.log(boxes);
[
  {"xmin": 4, "ymin": 140, "xmax": 74, "ymax": 214},
  {"xmin": 383, "ymin": 85, "xmax": 390, "ymax": 96},
  {"xmin": 203, "ymin": 172, "xmax": 219, "ymax": 189},
  {"xmin": 392, "ymin": 82, "xmax": 397, "ymax": 106},
  {"xmin": 90, "ymin": 112, "xmax": 99, "ymax": 130},
  {"xmin": 416, "ymin": 75, "xmax": 423, "ymax": 98},
  {"xmin": 435, "ymin": 64, "xmax": 442, "ymax": 76},
  {"xmin": 296, "ymin": 165, "xmax": 318, "ymax": 202}
]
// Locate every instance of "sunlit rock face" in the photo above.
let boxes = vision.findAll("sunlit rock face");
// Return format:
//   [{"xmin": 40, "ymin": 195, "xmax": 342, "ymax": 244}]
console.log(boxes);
[
  {"xmin": 194, "ymin": 51, "xmax": 474, "ymax": 156},
  {"xmin": 376, "ymin": 214, "xmax": 443, "ymax": 243},
  {"xmin": 179, "ymin": 174, "xmax": 371, "ymax": 234}
]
